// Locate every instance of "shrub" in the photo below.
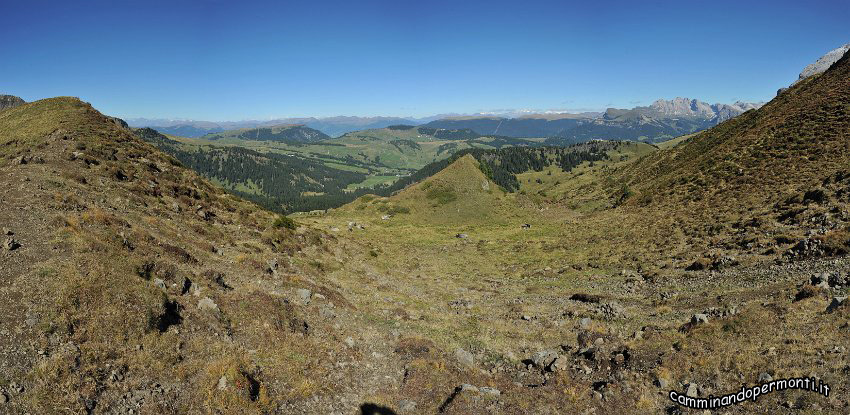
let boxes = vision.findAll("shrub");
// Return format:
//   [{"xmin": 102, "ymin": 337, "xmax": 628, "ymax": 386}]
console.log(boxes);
[
  {"xmin": 272, "ymin": 215, "xmax": 297, "ymax": 230},
  {"xmin": 425, "ymin": 185, "xmax": 457, "ymax": 205}
]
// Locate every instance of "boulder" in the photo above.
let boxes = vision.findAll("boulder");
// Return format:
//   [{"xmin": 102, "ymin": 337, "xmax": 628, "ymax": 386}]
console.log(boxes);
[
  {"xmin": 3, "ymin": 238, "xmax": 20, "ymax": 251},
  {"xmin": 531, "ymin": 350, "xmax": 559, "ymax": 369},
  {"xmin": 198, "ymin": 297, "xmax": 218, "ymax": 311},
  {"xmin": 826, "ymin": 296, "xmax": 847, "ymax": 313},
  {"xmin": 296, "ymin": 288, "xmax": 312, "ymax": 305},
  {"xmin": 691, "ymin": 314, "xmax": 709, "ymax": 324},
  {"xmin": 685, "ymin": 383, "xmax": 698, "ymax": 398},
  {"xmin": 455, "ymin": 348, "xmax": 475, "ymax": 367}
]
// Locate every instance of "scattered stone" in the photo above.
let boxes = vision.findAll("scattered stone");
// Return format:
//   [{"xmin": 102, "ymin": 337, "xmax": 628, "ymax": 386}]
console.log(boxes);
[
  {"xmin": 198, "ymin": 297, "xmax": 218, "ymax": 311},
  {"xmin": 397, "ymin": 399, "xmax": 416, "ymax": 412},
  {"xmin": 531, "ymin": 350, "xmax": 559, "ymax": 369},
  {"xmin": 691, "ymin": 314, "xmax": 708, "ymax": 324},
  {"xmin": 550, "ymin": 356, "xmax": 567, "ymax": 371},
  {"xmin": 521, "ymin": 315, "xmax": 532, "ymax": 321},
  {"xmin": 153, "ymin": 278, "xmax": 166, "ymax": 290},
  {"xmin": 758, "ymin": 372, "xmax": 773, "ymax": 383},
  {"xmin": 296, "ymin": 288, "xmax": 312, "ymax": 305},
  {"xmin": 381, "ymin": 215, "xmax": 391, "ymax": 220},
  {"xmin": 579, "ymin": 317, "xmax": 592, "ymax": 329},
  {"xmin": 826, "ymin": 296, "xmax": 847, "ymax": 313},
  {"xmin": 344, "ymin": 337, "xmax": 355, "ymax": 348},
  {"xmin": 0, "ymin": 393, "xmax": 6, "ymax": 404},
  {"xmin": 455, "ymin": 233, "xmax": 468, "ymax": 239},
  {"xmin": 479, "ymin": 387, "xmax": 501, "ymax": 396},
  {"xmin": 180, "ymin": 277, "xmax": 192, "ymax": 295},
  {"xmin": 655, "ymin": 377, "xmax": 669, "ymax": 389},
  {"xmin": 460, "ymin": 383, "xmax": 478, "ymax": 392},
  {"xmin": 217, "ymin": 376, "xmax": 228, "ymax": 391},
  {"xmin": 593, "ymin": 391, "xmax": 603, "ymax": 400},
  {"xmin": 2, "ymin": 228, "xmax": 12, "ymax": 236},
  {"xmin": 455, "ymin": 348, "xmax": 475, "ymax": 367},
  {"xmin": 3, "ymin": 238, "xmax": 20, "ymax": 251},
  {"xmin": 267, "ymin": 258, "xmax": 279, "ymax": 274},
  {"xmin": 685, "ymin": 383, "xmax": 698, "ymax": 398},
  {"xmin": 597, "ymin": 301, "xmax": 627, "ymax": 320}
]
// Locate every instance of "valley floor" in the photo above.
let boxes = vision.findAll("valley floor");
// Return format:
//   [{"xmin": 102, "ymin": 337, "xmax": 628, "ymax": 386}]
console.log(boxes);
[{"xmin": 294, "ymin": 204, "xmax": 850, "ymax": 414}]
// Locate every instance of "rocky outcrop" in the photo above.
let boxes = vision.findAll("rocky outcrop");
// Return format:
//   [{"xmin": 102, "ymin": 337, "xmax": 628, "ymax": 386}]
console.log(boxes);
[
  {"xmin": 648, "ymin": 98, "xmax": 763, "ymax": 122},
  {"xmin": 0, "ymin": 95, "xmax": 25, "ymax": 111},
  {"xmin": 796, "ymin": 43, "xmax": 850, "ymax": 84},
  {"xmin": 779, "ymin": 43, "xmax": 850, "ymax": 95}
]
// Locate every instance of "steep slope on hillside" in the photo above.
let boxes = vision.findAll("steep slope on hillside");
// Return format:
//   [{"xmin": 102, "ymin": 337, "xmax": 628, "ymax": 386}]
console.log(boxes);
[
  {"xmin": 0, "ymin": 98, "xmax": 482, "ymax": 414},
  {"xmin": 616, "ymin": 51, "xmax": 850, "ymax": 261}
]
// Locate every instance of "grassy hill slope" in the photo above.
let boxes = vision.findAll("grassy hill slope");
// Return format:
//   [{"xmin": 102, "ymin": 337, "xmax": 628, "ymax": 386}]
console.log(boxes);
[{"xmin": 0, "ymin": 97, "xmax": 499, "ymax": 414}]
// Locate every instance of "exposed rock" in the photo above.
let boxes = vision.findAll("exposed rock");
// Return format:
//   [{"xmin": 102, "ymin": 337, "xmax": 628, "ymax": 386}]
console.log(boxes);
[
  {"xmin": 455, "ymin": 348, "xmax": 475, "ymax": 367},
  {"xmin": 198, "ymin": 297, "xmax": 218, "ymax": 311},
  {"xmin": 531, "ymin": 350, "xmax": 559, "ymax": 370},
  {"xmin": 479, "ymin": 386, "xmax": 501, "ymax": 396},
  {"xmin": 794, "ymin": 43, "xmax": 850, "ymax": 85},
  {"xmin": 0, "ymin": 95, "xmax": 25, "ymax": 111},
  {"xmin": 296, "ymin": 288, "xmax": 312, "ymax": 305},
  {"xmin": 685, "ymin": 383, "xmax": 698, "ymax": 398},
  {"xmin": 550, "ymin": 356, "xmax": 567, "ymax": 371},
  {"xmin": 826, "ymin": 296, "xmax": 847, "ymax": 313},
  {"xmin": 460, "ymin": 383, "xmax": 478, "ymax": 392},
  {"xmin": 3, "ymin": 238, "xmax": 21, "ymax": 251},
  {"xmin": 267, "ymin": 258, "xmax": 279, "ymax": 274},
  {"xmin": 597, "ymin": 301, "xmax": 627, "ymax": 320},
  {"xmin": 397, "ymin": 399, "xmax": 417, "ymax": 412}
]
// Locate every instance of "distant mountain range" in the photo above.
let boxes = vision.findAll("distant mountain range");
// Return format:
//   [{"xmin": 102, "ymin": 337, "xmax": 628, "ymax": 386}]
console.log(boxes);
[
  {"xmin": 424, "ymin": 98, "xmax": 763, "ymax": 144},
  {"xmin": 126, "ymin": 97, "xmax": 762, "ymax": 141},
  {"xmin": 127, "ymin": 116, "xmax": 422, "ymax": 138}
]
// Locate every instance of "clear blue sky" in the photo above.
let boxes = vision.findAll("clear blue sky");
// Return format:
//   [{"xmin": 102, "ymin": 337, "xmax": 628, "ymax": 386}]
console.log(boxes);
[{"xmin": 1, "ymin": 0, "xmax": 848, "ymax": 120}]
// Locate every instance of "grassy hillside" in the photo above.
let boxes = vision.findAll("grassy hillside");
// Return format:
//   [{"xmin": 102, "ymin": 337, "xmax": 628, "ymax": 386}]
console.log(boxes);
[
  {"xmin": 1, "ymin": 97, "xmax": 507, "ymax": 414},
  {"xmin": 295, "ymin": 52, "xmax": 850, "ymax": 414},
  {"xmin": 202, "ymin": 124, "xmax": 330, "ymax": 143}
]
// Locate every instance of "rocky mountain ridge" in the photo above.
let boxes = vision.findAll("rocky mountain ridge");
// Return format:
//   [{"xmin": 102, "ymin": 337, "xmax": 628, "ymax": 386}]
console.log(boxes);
[{"xmin": 0, "ymin": 95, "xmax": 25, "ymax": 111}]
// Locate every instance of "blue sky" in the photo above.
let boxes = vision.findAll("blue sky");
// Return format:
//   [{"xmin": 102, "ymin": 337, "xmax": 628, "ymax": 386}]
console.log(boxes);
[{"xmin": 1, "ymin": 0, "xmax": 848, "ymax": 120}]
